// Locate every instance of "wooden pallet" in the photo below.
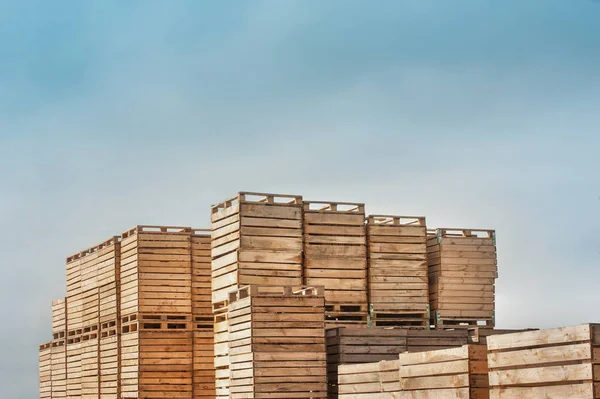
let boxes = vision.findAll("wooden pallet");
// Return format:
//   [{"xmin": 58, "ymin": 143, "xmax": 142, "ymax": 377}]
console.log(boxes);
[
  {"xmin": 120, "ymin": 329, "xmax": 193, "ymax": 399},
  {"xmin": 52, "ymin": 297, "xmax": 67, "ymax": 341},
  {"xmin": 100, "ymin": 319, "xmax": 119, "ymax": 399},
  {"xmin": 326, "ymin": 327, "xmax": 469, "ymax": 398},
  {"xmin": 51, "ymin": 339, "xmax": 67, "ymax": 399},
  {"xmin": 81, "ymin": 330, "xmax": 99, "ymax": 399},
  {"xmin": 487, "ymin": 323, "xmax": 600, "ymax": 398},
  {"xmin": 338, "ymin": 359, "xmax": 401, "ymax": 399},
  {"xmin": 400, "ymin": 344, "xmax": 489, "ymax": 398},
  {"xmin": 227, "ymin": 285, "xmax": 327, "ymax": 398},
  {"xmin": 367, "ymin": 215, "xmax": 429, "ymax": 328},
  {"xmin": 120, "ymin": 225, "xmax": 193, "ymax": 316},
  {"xmin": 211, "ymin": 192, "xmax": 304, "ymax": 304},
  {"xmin": 427, "ymin": 228, "xmax": 497, "ymax": 329},
  {"xmin": 39, "ymin": 342, "xmax": 52, "ymax": 399},
  {"xmin": 303, "ymin": 200, "xmax": 368, "ymax": 324}
]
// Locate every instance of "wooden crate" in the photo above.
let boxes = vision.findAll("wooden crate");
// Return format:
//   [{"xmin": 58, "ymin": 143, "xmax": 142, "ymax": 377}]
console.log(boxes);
[
  {"xmin": 39, "ymin": 342, "xmax": 52, "ymax": 399},
  {"xmin": 303, "ymin": 201, "xmax": 368, "ymax": 325},
  {"xmin": 67, "ymin": 335, "xmax": 83, "ymax": 399},
  {"xmin": 227, "ymin": 285, "xmax": 327, "ymax": 399},
  {"xmin": 51, "ymin": 339, "xmax": 67, "ymax": 399},
  {"xmin": 67, "ymin": 252, "xmax": 84, "ymax": 332},
  {"xmin": 487, "ymin": 323, "xmax": 600, "ymax": 398},
  {"xmin": 367, "ymin": 215, "xmax": 429, "ymax": 328},
  {"xmin": 81, "ymin": 330, "xmax": 99, "ymax": 399},
  {"xmin": 100, "ymin": 320, "xmax": 119, "ymax": 399},
  {"xmin": 82, "ymin": 288, "xmax": 100, "ymax": 330},
  {"xmin": 120, "ymin": 225, "xmax": 192, "ymax": 316},
  {"xmin": 191, "ymin": 229, "xmax": 212, "ymax": 329},
  {"xmin": 399, "ymin": 344, "xmax": 489, "ymax": 398},
  {"xmin": 427, "ymin": 228, "xmax": 497, "ymax": 329},
  {"xmin": 326, "ymin": 327, "xmax": 469, "ymax": 398},
  {"xmin": 193, "ymin": 329, "xmax": 215, "ymax": 399},
  {"xmin": 213, "ymin": 306, "xmax": 230, "ymax": 399},
  {"xmin": 120, "ymin": 325, "xmax": 193, "ymax": 399},
  {"xmin": 97, "ymin": 237, "xmax": 121, "ymax": 324},
  {"xmin": 338, "ymin": 360, "xmax": 401, "ymax": 399},
  {"xmin": 100, "ymin": 282, "xmax": 119, "ymax": 325},
  {"xmin": 211, "ymin": 192, "xmax": 304, "ymax": 305},
  {"xmin": 52, "ymin": 297, "xmax": 67, "ymax": 341}
]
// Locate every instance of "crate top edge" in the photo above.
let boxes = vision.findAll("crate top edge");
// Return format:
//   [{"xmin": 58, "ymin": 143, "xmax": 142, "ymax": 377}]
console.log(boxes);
[
  {"xmin": 121, "ymin": 225, "xmax": 192, "ymax": 239},
  {"xmin": 66, "ymin": 235, "xmax": 121, "ymax": 263},
  {"xmin": 211, "ymin": 192, "xmax": 304, "ymax": 211},
  {"xmin": 367, "ymin": 215, "xmax": 426, "ymax": 226}
]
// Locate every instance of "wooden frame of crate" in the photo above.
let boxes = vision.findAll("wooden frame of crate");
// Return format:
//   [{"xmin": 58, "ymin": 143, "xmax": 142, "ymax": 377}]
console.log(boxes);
[
  {"xmin": 366, "ymin": 215, "xmax": 429, "ymax": 328},
  {"xmin": 427, "ymin": 228, "xmax": 497, "ymax": 329},
  {"xmin": 303, "ymin": 200, "xmax": 368, "ymax": 325},
  {"xmin": 338, "ymin": 359, "xmax": 401, "ymax": 399},
  {"xmin": 227, "ymin": 285, "xmax": 327, "ymax": 399},
  {"xmin": 210, "ymin": 191, "xmax": 304, "ymax": 305},
  {"xmin": 39, "ymin": 342, "xmax": 52, "ymax": 399},
  {"xmin": 487, "ymin": 323, "xmax": 600, "ymax": 398},
  {"xmin": 399, "ymin": 344, "xmax": 489, "ymax": 398}
]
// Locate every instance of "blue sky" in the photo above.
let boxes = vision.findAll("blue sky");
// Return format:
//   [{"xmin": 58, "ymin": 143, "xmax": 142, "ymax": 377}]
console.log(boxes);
[{"xmin": 1, "ymin": 1, "xmax": 599, "ymax": 397}]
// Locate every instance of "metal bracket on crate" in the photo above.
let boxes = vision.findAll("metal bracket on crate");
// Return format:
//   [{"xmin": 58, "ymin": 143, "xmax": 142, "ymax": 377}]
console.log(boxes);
[
  {"xmin": 367, "ymin": 304, "xmax": 374, "ymax": 328},
  {"xmin": 436, "ymin": 230, "xmax": 443, "ymax": 244},
  {"xmin": 492, "ymin": 231, "xmax": 497, "ymax": 246}
]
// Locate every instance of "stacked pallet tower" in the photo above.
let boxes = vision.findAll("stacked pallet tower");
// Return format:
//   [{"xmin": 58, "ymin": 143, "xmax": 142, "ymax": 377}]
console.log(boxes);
[
  {"xmin": 119, "ymin": 226, "xmax": 194, "ymax": 399},
  {"xmin": 303, "ymin": 201, "xmax": 368, "ymax": 325},
  {"xmin": 51, "ymin": 298, "xmax": 67, "ymax": 399},
  {"xmin": 427, "ymin": 228, "xmax": 498, "ymax": 329},
  {"xmin": 210, "ymin": 192, "xmax": 304, "ymax": 398},
  {"xmin": 227, "ymin": 285, "xmax": 327, "ymax": 398},
  {"xmin": 399, "ymin": 344, "xmax": 489, "ymax": 398},
  {"xmin": 366, "ymin": 215, "xmax": 429, "ymax": 328},
  {"xmin": 191, "ymin": 229, "xmax": 216, "ymax": 398},
  {"xmin": 488, "ymin": 324, "xmax": 600, "ymax": 398}
]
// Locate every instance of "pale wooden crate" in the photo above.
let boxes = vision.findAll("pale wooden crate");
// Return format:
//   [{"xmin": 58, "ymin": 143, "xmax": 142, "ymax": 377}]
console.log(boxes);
[
  {"xmin": 399, "ymin": 344, "xmax": 488, "ymax": 398},
  {"xmin": 427, "ymin": 228, "xmax": 497, "ymax": 329},
  {"xmin": 191, "ymin": 229, "xmax": 213, "ymax": 329},
  {"xmin": 326, "ymin": 327, "xmax": 469, "ymax": 398},
  {"xmin": 487, "ymin": 323, "xmax": 600, "ymax": 399},
  {"xmin": 39, "ymin": 342, "xmax": 52, "ymax": 399},
  {"xmin": 95, "ymin": 237, "xmax": 121, "ymax": 287},
  {"xmin": 82, "ymin": 288, "xmax": 99, "ymax": 329},
  {"xmin": 193, "ymin": 329, "xmax": 216, "ymax": 399},
  {"xmin": 81, "ymin": 331, "xmax": 99, "ymax": 399},
  {"xmin": 66, "ymin": 338, "xmax": 83, "ymax": 399},
  {"xmin": 467, "ymin": 327, "xmax": 538, "ymax": 345},
  {"xmin": 99, "ymin": 282, "xmax": 118, "ymax": 324},
  {"xmin": 210, "ymin": 192, "xmax": 304, "ymax": 305},
  {"xmin": 51, "ymin": 340, "xmax": 67, "ymax": 399},
  {"xmin": 338, "ymin": 359, "xmax": 401, "ymax": 399},
  {"xmin": 367, "ymin": 215, "xmax": 429, "ymax": 328},
  {"xmin": 213, "ymin": 306, "xmax": 230, "ymax": 399},
  {"xmin": 227, "ymin": 285, "xmax": 328, "ymax": 399},
  {"xmin": 99, "ymin": 322, "xmax": 119, "ymax": 399},
  {"xmin": 120, "ymin": 225, "xmax": 193, "ymax": 317},
  {"xmin": 119, "ymin": 328, "xmax": 194, "ymax": 399},
  {"xmin": 52, "ymin": 297, "xmax": 67, "ymax": 340}
]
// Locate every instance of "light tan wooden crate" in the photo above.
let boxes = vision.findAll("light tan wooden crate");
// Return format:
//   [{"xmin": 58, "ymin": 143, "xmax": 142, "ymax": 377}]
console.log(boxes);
[
  {"xmin": 120, "ymin": 225, "xmax": 193, "ymax": 316},
  {"xmin": 227, "ymin": 285, "xmax": 328, "ymax": 399},
  {"xmin": 191, "ymin": 229, "xmax": 212, "ymax": 329},
  {"xmin": 467, "ymin": 327, "xmax": 538, "ymax": 345},
  {"xmin": 81, "ymin": 330, "xmax": 99, "ymax": 399},
  {"xmin": 119, "ymin": 329, "xmax": 193, "ymax": 399},
  {"xmin": 82, "ymin": 288, "xmax": 99, "ymax": 329},
  {"xmin": 52, "ymin": 297, "xmax": 67, "ymax": 340},
  {"xmin": 427, "ymin": 228, "xmax": 497, "ymax": 329},
  {"xmin": 327, "ymin": 327, "xmax": 469, "ymax": 398},
  {"xmin": 211, "ymin": 192, "xmax": 304, "ymax": 305},
  {"xmin": 213, "ymin": 306, "xmax": 230, "ymax": 399},
  {"xmin": 193, "ymin": 329, "xmax": 215, "ymax": 399},
  {"xmin": 303, "ymin": 200, "xmax": 368, "ymax": 325},
  {"xmin": 99, "ymin": 282, "xmax": 118, "ymax": 324},
  {"xmin": 51, "ymin": 340, "xmax": 67, "ymax": 399},
  {"xmin": 399, "ymin": 344, "xmax": 489, "ymax": 398},
  {"xmin": 367, "ymin": 215, "xmax": 429, "ymax": 328},
  {"xmin": 67, "ymin": 337, "xmax": 83, "ymax": 399},
  {"xmin": 99, "ymin": 322, "xmax": 119, "ymax": 399},
  {"xmin": 338, "ymin": 359, "xmax": 401, "ymax": 399},
  {"xmin": 39, "ymin": 342, "xmax": 52, "ymax": 399},
  {"xmin": 487, "ymin": 323, "xmax": 600, "ymax": 399},
  {"xmin": 95, "ymin": 236, "xmax": 121, "ymax": 287}
]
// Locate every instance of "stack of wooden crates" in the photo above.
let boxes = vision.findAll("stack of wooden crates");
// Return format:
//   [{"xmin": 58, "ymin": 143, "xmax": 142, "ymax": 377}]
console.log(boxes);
[
  {"xmin": 210, "ymin": 192, "xmax": 304, "ymax": 398},
  {"xmin": 51, "ymin": 298, "xmax": 67, "ymax": 399},
  {"xmin": 366, "ymin": 215, "xmax": 429, "ymax": 328},
  {"xmin": 427, "ymin": 228, "xmax": 497, "ymax": 329}
]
